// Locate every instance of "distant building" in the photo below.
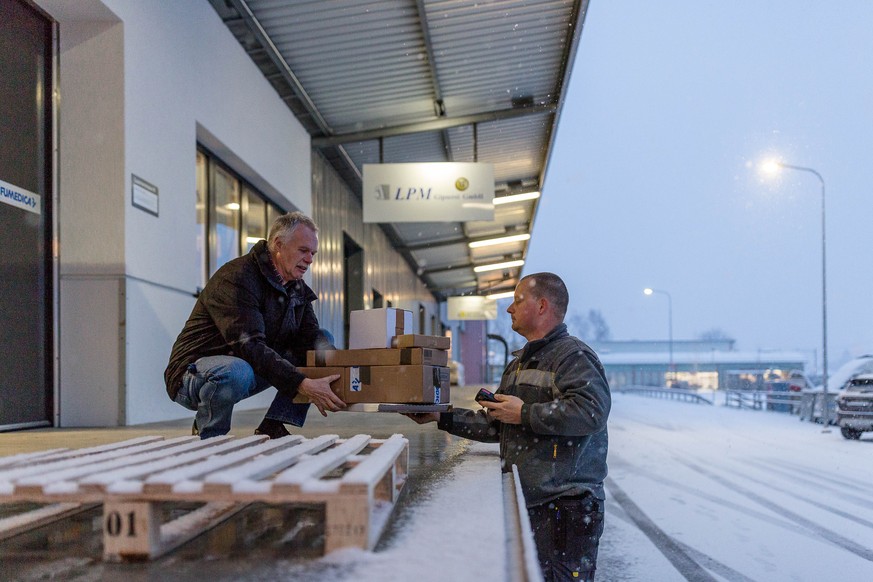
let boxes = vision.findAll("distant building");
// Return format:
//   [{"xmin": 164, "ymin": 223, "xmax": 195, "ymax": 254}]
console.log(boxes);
[{"xmin": 590, "ymin": 340, "xmax": 809, "ymax": 390}]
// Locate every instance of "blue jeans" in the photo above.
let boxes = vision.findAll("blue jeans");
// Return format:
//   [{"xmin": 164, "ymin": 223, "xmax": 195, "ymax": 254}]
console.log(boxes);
[{"xmin": 174, "ymin": 355, "xmax": 310, "ymax": 439}]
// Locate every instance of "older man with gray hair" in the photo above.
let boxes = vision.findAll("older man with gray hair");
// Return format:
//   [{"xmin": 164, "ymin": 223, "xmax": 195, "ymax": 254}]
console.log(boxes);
[{"xmin": 165, "ymin": 211, "xmax": 345, "ymax": 439}]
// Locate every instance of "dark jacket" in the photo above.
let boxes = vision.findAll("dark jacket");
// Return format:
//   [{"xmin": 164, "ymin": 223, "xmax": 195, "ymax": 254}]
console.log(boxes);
[
  {"xmin": 438, "ymin": 323, "xmax": 610, "ymax": 507},
  {"xmin": 164, "ymin": 240, "xmax": 321, "ymax": 400}
]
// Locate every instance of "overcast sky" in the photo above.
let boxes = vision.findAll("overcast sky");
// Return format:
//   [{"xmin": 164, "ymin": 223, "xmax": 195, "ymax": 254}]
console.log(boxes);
[{"xmin": 525, "ymin": 0, "xmax": 873, "ymax": 370}]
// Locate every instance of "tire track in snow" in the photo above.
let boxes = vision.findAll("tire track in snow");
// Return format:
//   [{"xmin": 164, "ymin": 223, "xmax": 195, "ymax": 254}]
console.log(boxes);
[
  {"xmin": 747, "ymin": 456, "xmax": 873, "ymax": 500},
  {"xmin": 605, "ymin": 499, "xmax": 758, "ymax": 582},
  {"xmin": 679, "ymin": 459, "xmax": 873, "ymax": 563},
  {"xmin": 738, "ymin": 459, "xmax": 873, "ymax": 528},
  {"xmin": 605, "ymin": 476, "xmax": 718, "ymax": 582},
  {"xmin": 610, "ymin": 455, "xmax": 815, "ymax": 534}
]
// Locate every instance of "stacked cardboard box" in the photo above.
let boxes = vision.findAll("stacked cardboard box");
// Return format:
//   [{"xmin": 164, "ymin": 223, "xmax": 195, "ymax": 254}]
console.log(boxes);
[
  {"xmin": 297, "ymin": 308, "xmax": 451, "ymax": 405},
  {"xmin": 349, "ymin": 308, "xmax": 414, "ymax": 349}
]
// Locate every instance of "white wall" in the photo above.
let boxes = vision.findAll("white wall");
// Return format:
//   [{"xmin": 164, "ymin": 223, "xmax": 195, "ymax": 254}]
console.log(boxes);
[
  {"xmin": 38, "ymin": 0, "xmax": 312, "ymax": 425},
  {"xmin": 49, "ymin": 10, "xmax": 126, "ymax": 426}
]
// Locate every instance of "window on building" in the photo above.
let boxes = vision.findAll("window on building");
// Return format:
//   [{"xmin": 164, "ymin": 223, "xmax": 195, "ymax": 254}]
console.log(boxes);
[
  {"xmin": 196, "ymin": 147, "xmax": 285, "ymax": 286},
  {"xmin": 242, "ymin": 186, "xmax": 267, "ymax": 254}
]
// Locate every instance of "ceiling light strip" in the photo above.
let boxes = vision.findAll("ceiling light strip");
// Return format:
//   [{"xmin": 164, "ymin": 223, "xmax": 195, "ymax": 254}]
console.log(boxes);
[
  {"xmin": 493, "ymin": 191, "xmax": 540, "ymax": 205},
  {"xmin": 473, "ymin": 259, "xmax": 525, "ymax": 273},
  {"xmin": 468, "ymin": 233, "xmax": 531, "ymax": 248}
]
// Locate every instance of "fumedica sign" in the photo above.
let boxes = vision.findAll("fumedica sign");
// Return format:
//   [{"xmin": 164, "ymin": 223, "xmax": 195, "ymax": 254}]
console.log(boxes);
[{"xmin": 0, "ymin": 178, "xmax": 41, "ymax": 215}]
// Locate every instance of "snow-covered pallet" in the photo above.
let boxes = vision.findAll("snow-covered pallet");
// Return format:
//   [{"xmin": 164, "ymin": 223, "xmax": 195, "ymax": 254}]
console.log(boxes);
[{"xmin": 0, "ymin": 433, "xmax": 408, "ymax": 561}]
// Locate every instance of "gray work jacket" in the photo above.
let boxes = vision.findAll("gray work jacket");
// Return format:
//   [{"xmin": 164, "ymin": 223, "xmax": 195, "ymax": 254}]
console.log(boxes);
[{"xmin": 438, "ymin": 323, "xmax": 610, "ymax": 507}]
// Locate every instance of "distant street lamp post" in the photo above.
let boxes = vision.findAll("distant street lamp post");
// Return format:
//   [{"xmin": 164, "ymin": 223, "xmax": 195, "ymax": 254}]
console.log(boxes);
[
  {"xmin": 644, "ymin": 288, "xmax": 674, "ymax": 386},
  {"xmin": 761, "ymin": 160, "xmax": 829, "ymax": 429}
]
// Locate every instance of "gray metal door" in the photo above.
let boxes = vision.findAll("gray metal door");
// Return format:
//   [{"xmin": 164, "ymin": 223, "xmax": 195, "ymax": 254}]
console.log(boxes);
[{"xmin": 0, "ymin": 0, "xmax": 54, "ymax": 430}]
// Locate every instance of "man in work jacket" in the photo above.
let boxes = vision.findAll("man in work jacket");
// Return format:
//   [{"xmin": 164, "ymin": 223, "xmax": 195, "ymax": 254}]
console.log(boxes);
[
  {"xmin": 406, "ymin": 272, "xmax": 611, "ymax": 582},
  {"xmin": 164, "ymin": 211, "xmax": 345, "ymax": 439}
]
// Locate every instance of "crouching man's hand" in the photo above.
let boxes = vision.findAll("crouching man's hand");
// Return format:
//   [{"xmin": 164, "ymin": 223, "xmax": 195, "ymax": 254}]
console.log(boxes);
[{"xmin": 298, "ymin": 375, "xmax": 347, "ymax": 416}]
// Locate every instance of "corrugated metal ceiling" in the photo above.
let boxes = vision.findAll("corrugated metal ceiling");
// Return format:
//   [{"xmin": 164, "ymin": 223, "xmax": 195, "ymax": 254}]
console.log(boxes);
[{"xmin": 209, "ymin": 0, "xmax": 587, "ymax": 300}]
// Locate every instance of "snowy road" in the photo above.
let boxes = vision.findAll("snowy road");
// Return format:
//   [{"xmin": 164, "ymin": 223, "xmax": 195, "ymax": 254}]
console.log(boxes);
[{"xmin": 599, "ymin": 392, "xmax": 873, "ymax": 581}]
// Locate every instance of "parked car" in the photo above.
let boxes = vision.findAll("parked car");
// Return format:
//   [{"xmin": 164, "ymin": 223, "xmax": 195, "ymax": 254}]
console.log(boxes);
[
  {"xmin": 836, "ymin": 374, "xmax": 873, "ymax": 439},
  {"xmin": 820, "ymin": 355, "xmax": 873, "ymax": 392},
  {"xmin": 785, "ymin": 369, "xmax": 813, "ymax": 392},
  {"xmin": 804, "ymin": 355, "xmax": 873, "ymax": 424}
]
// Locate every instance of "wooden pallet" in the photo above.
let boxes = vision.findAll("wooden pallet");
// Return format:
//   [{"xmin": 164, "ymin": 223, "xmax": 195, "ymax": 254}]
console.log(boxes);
[{"xmin": 0, "ymin": 433, "xmax": 408, "ymax": 561}]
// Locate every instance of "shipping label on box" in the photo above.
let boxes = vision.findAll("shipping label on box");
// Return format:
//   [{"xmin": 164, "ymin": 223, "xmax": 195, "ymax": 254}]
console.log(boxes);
[
  {"xmin": 349, "ymin": 308, "xmax": 413, "ymax": 349},
  {"xmin": 349, "ymin": 366, "xmax": 362, "ymax": 392},
  {"xmin": 391, "ymin": 334, "xmax": 451, "ymax": 350},
  {"xmin": 307, "ymin": 347, "xmax": 448, "ymax": 367}
]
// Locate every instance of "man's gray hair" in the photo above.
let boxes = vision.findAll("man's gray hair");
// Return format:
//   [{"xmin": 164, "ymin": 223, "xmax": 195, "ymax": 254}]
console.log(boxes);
[
  {"xmin": 267, "ymin": 211, "xmax": 319, "ymax": 252},
  {"xmin": 520, "ymin": 272, "xmax": 569, "ymax": 321}
]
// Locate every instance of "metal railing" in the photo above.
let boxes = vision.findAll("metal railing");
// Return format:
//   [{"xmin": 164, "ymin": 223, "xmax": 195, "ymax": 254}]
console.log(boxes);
[
  {"xmin": 617, "ymin": 386, "xmax": 713, "ymax": 405},
  {"xmin": 503, "ymin": 465, "xmax": 544, "ymax": 582},
  {"xmin": 723, "ymin": 390, "xmax": 804, "ymax": 415},
  {"xmin": 798, "ymin": 391, "xmax": 838, "ymax": 423}
]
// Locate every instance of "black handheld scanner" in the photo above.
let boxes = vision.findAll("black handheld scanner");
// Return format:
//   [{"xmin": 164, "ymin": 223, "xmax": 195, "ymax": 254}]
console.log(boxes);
[{"xmin": 475, "ymin": 388, "xmax": 499, "ymax": 403}]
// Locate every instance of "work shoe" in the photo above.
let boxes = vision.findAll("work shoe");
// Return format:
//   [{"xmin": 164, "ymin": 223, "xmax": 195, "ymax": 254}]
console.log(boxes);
[
  {"xmin": 192, "ymin": 419, "xmax": 199, "ymax": 436},
  {"xmin": 254, "ymin": 418, "xmax": 290, "ymax": 439}
]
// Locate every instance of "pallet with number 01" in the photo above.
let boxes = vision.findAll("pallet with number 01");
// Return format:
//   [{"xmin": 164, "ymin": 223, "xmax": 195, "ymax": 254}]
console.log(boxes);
[{"xmin": 0, "ymin": 433, "xmax": 408, "ymax": 561}]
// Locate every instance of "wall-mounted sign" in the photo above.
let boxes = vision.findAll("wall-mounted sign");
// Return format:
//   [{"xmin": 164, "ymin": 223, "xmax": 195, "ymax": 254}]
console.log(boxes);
[
  {"xmin": 447, "ymin": 295, "xmax": 497, "ymax": 320},
  {"xmin": 131, "ymin": 174, "xmax": 159, "ymax": 217},
  {"xmin": 0, "ymin": 178, "xmax": 40, "ymax": 215},
  {"xmin": 363, "ymin": 162, "xmax": 494, "ymax": 223}
]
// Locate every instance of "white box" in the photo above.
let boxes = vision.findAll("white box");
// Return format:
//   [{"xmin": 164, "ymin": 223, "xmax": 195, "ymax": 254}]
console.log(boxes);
[{"xmin": 349, "ymin": 308, "xmax": 413, "ymax": 349}]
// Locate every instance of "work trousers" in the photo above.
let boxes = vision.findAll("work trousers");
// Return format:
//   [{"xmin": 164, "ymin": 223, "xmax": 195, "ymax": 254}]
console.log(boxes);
[{"xmin": 528, "ymin": 493, "xmax": 605, "ymax": 582}]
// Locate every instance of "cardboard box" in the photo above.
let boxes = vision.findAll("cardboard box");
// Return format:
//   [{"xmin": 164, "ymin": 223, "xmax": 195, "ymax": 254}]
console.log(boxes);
[
  {"xmin": 349, "ymin": 308, "xmax": 413, "ymax": 349},
  {"xmin": 391, "ymin": 334, "xmax": 452, "ymax": 350},
  {"xmin": 292, "ymin": 366, "xmax": 346, "ymax": 404},
  {"xmin": 307, "ymin": 347, "xmax": 449, "ymax": 367},
  {"xmin": 295, "ymin": 365, "xmax": 450, "ymax": 404}
]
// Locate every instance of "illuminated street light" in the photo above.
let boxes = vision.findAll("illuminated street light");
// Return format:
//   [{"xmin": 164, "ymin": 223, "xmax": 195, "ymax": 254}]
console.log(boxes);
[
  {"xmin": 759, "ymin": 159, "xmax": 829, "ymax": 429},
  {"xmin": 644, "ymin": 287, "xmax": 674, "ymax": 386}
]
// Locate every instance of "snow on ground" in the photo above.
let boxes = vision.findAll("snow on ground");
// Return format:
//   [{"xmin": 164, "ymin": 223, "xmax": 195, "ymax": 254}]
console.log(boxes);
[
  {"xmin": 306, "ymin": 442, "xmax": 506, "ymax": 582},
  {"xmin": 604, "ymin": 392, "xmax": 873, "ymax": 581},
  {"xmin": 297, "ymin": 392, "xmax": 873, "ymax": 581}
]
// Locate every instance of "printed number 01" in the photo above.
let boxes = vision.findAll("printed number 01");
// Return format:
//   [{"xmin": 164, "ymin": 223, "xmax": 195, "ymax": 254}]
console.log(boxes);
[{"xmin": 105, "ymin": 510, "xmax": 137, "ymax": 537}]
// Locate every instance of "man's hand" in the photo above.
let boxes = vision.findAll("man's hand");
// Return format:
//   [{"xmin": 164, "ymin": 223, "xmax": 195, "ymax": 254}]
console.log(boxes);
[
  {"xmin": 298, "ymin": 375, "xmax": 346, "ymax": 417},
  {"xmin": 480, "ymin": 394, "xmax": 524, "ymax": 424},
  {"xmin": 402, "ymin": 412, "xmax": 440, "ymax": 424}
]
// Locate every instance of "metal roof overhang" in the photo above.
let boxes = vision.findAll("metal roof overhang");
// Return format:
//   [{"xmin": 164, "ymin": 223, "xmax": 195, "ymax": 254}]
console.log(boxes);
[{"xmin": 209, "ymin": 0, "xmax": 588, "ymax": 301}]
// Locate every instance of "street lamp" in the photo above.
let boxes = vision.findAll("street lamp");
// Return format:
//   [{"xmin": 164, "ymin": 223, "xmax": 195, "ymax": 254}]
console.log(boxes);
[
  {"xmin": 644, "ymin": 288, "xmax": 673, "ymax": 387},
  {"xmin": 760, "ymin": 159, "xmax": 829, "ymax": 428}
]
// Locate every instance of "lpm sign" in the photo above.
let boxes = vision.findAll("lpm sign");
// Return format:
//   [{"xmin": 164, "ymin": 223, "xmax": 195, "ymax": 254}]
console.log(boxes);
[{"xmin": 363, "ymin": 162, "xmax": 494, "ymax": 223}]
